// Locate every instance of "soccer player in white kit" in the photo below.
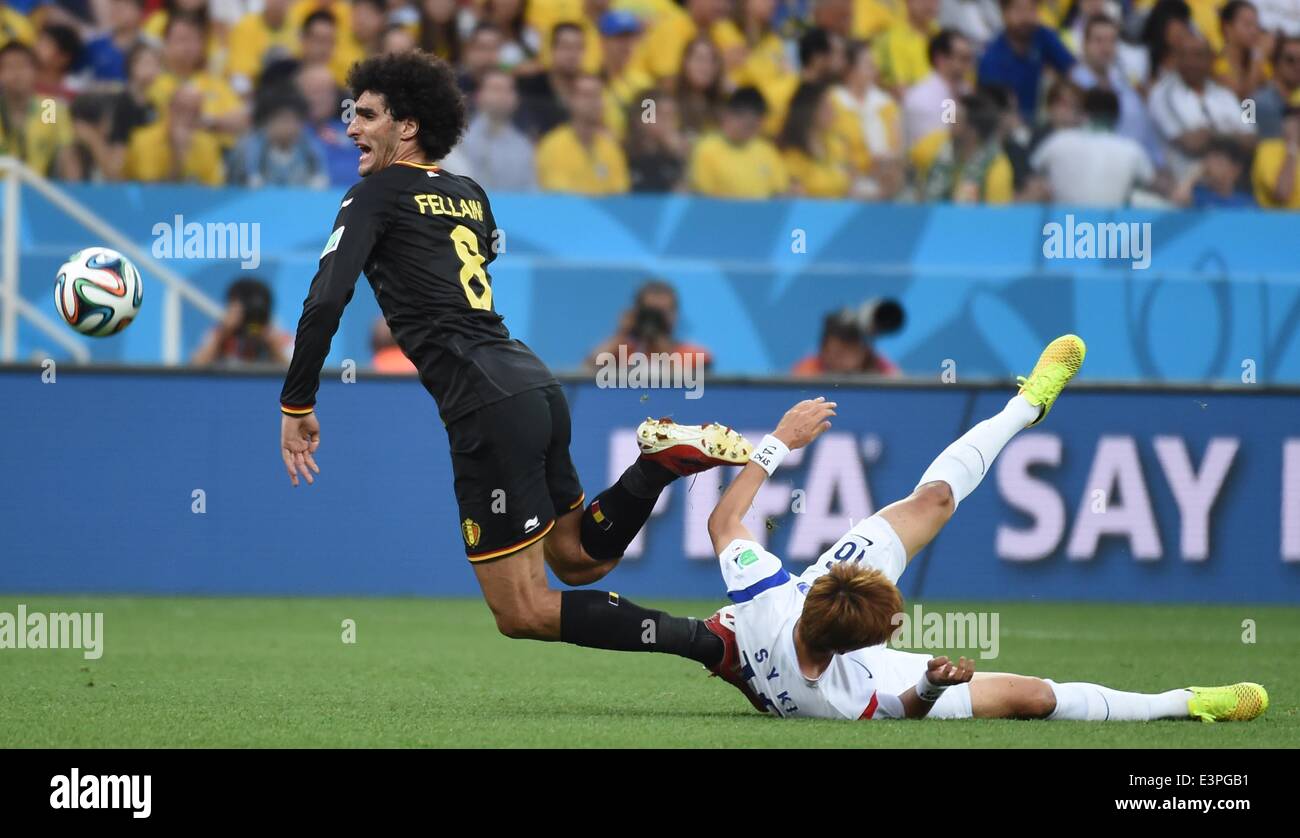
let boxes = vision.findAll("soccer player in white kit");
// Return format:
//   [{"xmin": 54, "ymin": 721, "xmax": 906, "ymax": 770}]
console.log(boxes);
[{"xmin": 701, "ymin": 336, "xmax": 1269, "ymax": 724}]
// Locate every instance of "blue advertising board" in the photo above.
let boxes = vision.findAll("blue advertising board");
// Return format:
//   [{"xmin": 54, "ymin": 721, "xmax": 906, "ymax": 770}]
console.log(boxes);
[
  {"xmin": 8, "ymin": 185, "xmax": 1300, "ymax": 382},
  {"xmin": 2, "ymin": 368, "xmax": 1297, "ymax": 603}
]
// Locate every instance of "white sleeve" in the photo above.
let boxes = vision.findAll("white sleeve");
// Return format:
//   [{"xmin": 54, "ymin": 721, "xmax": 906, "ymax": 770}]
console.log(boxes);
[
  {"xmin": 873, "ymin": 691, "xmax": 905, "ymax": 719},
  {"xmin": 718, "ymin": 538, "xmax": 791, "ymax": 603}
]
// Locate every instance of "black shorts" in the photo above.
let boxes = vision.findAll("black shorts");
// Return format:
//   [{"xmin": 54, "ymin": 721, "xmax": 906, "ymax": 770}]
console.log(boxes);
[{"xmin": 446, "ymin": 383, "xmax": 585, "ymax": 561}]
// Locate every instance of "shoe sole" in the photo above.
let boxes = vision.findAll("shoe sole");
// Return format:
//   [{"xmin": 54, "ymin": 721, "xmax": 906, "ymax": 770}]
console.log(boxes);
[{"xmin": 636, "ymin": 419, "xmax": 753, "ymax": 465}]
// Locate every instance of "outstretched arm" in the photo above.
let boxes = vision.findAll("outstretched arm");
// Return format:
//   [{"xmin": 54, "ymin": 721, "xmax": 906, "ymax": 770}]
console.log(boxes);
[{"xmin": 706, "ymin": 397, "xmax": 837, "ymax": 554}]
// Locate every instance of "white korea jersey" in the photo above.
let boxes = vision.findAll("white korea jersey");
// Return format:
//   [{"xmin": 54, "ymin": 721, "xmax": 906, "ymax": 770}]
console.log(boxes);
[{"xmin": 717, "ymin": 515, "xmax": 972, "ymax": 721}]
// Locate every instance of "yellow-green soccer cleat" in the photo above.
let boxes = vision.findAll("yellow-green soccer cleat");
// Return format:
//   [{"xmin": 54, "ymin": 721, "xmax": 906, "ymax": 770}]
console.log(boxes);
[
  {"xmin": 1186, "ymin": 683, "xmax": 1269, "ymax": 723},
  {"xmin": 1017, "ymin": 334, "xmax": 1087, "ymax": 427}
]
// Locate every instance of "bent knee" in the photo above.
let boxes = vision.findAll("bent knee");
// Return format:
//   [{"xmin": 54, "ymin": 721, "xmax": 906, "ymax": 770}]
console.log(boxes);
[
  {"xmin": 491, "ymin": 610, "xmax": 548, "ymax": 640},
  {"xmin": 1018, "ymin": 678, "xmax": 1057, "ymax": 718},
  {"xmin": 913, "ymin": 481, "xmax": 955, "ymax": 517},
  {"xmin": 552, "ymin": 561, "xmax": 616, "ymax": 587}
]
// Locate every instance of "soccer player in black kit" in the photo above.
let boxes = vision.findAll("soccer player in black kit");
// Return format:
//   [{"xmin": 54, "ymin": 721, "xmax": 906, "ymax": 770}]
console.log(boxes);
[{"xmin": 277, "ymin": 51, "xmax": 762, "ymax": 706}]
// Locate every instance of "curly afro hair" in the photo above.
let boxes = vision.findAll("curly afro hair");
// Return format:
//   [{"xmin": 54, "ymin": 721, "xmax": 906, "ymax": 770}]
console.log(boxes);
[{"xmin": 347, "ymin": 50, "xmax": 466, "ymax": 161}]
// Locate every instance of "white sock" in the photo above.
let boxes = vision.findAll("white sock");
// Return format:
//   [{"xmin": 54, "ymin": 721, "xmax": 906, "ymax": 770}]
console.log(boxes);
[
  {"xmin": 1045, "ymin": 681, "xmax": 1192, "ymax": 721},
  {"xmin": 915, "ymin": 394, "xmax": 1040, "ymax": 507}
]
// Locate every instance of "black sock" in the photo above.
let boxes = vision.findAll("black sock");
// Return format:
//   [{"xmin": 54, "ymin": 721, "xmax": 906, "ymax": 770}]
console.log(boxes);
[
  {"xmin": 560, "ymin": 590, "xmax": 724, "ymax": 667},
  {"xmin": 579, "ymin": 458, "xmax": 678, "ymax": 561}
]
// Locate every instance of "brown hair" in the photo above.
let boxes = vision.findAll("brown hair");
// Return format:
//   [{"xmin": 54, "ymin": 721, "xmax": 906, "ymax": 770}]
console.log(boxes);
[{"xmin": 799, "ymin": 562, "xmax": 902, "ymax": 654}]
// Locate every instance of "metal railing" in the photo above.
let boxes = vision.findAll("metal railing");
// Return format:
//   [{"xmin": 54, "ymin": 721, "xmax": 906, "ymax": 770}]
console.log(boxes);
[{"xmin": 0, "ymin": 156, "xmax": 224, "ymax": 365}]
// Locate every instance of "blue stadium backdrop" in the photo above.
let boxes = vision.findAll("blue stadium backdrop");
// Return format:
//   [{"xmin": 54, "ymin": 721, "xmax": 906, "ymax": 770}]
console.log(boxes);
[
  {"xmin": 10, "ymin": 184, "xmax": 1300, "ymax": 381},
  {"xmin": 2, "ymin": 369, "xmax": 1297, "ymax": 603}
]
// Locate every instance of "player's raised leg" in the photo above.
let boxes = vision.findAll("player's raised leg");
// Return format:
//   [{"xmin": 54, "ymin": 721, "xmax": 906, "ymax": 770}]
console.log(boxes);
[{"xmin": 878, "ymin": 335, "xmax": 1087, "ymax": 558}]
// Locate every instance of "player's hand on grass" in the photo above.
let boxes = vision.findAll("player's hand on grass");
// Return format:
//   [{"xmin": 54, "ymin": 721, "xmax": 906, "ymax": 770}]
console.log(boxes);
[
  {"xmin": 281, "ymin": 413, "xmax": 321, "ymax": 486},
  {"xmin": 773, "ymin": 397, "xmax": 836, "ymax": 450},
  {"xmin": 926, "ymin": 655, "xmax": 976, "ymax": 686}
]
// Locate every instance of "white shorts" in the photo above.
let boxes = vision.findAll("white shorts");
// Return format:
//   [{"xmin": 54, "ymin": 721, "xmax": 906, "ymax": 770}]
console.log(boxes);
[
  {"xmin": 855, "ymin": 646, "xmax": 974, "ymax": 720},
  {"xmin": 798, "ymin": 513, "xmax": 909, "ymax": 588}
]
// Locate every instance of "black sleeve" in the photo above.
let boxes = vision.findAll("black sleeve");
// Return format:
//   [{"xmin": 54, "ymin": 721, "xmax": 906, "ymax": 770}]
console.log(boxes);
[{"xmin": 279, "ymin": 178, "xmax": 392, "ymax": 413}]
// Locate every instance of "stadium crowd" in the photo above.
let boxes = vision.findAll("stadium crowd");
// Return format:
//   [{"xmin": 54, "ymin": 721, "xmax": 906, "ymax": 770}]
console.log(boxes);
[{"xmin": 2, "ymin": 0, "xmax": 1297, "ymax": 208}]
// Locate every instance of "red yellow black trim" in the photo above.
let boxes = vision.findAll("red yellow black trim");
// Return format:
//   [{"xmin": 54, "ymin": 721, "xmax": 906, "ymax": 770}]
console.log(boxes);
[
  {"xmin": 281, "ymin": 404, "xmax": 315, "ymax": 416},
  {"xmin": 567, "ymin": 493, "xmax": 586, "ymax": 510},
  {"xmin": 466, "ymin": 518, "xmax": 555, "ymax": 563},
  {"xmin": 394, "ymin": 160, "xmax": 440, "ymax": 171}
]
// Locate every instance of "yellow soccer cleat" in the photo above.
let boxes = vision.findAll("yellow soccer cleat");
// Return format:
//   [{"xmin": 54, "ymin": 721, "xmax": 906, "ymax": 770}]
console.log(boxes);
[
  {"xmin": 1186, "ymin": 683, "xmax": 1269, "ymax": 723},
  {"xmin": 1017, "ymin": 334, "xmax": 1086, "ymax": 427}
]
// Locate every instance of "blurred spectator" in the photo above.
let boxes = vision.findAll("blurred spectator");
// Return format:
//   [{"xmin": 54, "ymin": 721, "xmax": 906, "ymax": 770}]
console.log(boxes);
[
  {"xmin": 813, "ymin": 0, "xmax": 855, "ymax": 39},
  {"xmin": 458, "ymin": 23, "xmax": 503, "ymax": 99},
  {"xmin": 351, "ymin": 0, "xmax": 388, "ymax": 58},
  {"xmin": 0, "ymin": 6, "xmax": 36, "ymax": 52},
  {"xmin": 1173, "ymin": 137, "xmax": 1256, "ymax": 207},
  {"xmin": 1031, "ymin": 87, "xmax": 1155, "ymax": 206},
  {"xmin": 733, "ymin": 0, "xmax": 798, "ymax": 122},
  {"xmin": 1031, "ymin": 77, "xmax": 1084, "ymax": 150},
  {"xmin": 1255, "ymin": 0, "xmax": 1300, "ymax": 37},
  {"xmin": 372, "ymin": 317, "xmax": 417, "ymax": 373},
  {"xmin": 297, "ymin": 63, "xmax": 356, "ymax": 186},
  {"xmin": 1250, "ymin": 35, "xmax": 1300, "ymax": 138},
  {"xmin": 380, "ymin": 23, "xmax": 418, "ymax": 55},
  {"xmin": 228, "ymin": 87, "xmax": 329, "ymax": 187},
  {"xmin": 1252, "ymin": 104, "xmax": 1300, "ymax": 207},
  {"xmin": 0, "ymin": 41, "xmax": 73, "ymax": 177},
  {"xmin": 104, "ymin": 43, "xmax": 161, "ymax": 180},
  {"xmin": 535, "ymin": 74, "xmax": 629, "ymax": 194},
  {"xmin": 978, "ymin": 0, "xmax": 1076, "ymax": 120},
  {"xmin": 638, "ymin": 0, "xmax": 745, "ymax": 84},
  {"xmin": 981, "ymin": 81, "xmax": 1039, "ymax": 196},
  {"xmin": 151, "ymin": 13, "xmax": 248, "ymax": 139},
  {"xmin": 63, "ymin": 93, "xmax": 115, "ymax": 181},
  {"xmin": 792, "ymin": 309, "xmax": 900, "ymax": 376},
  {"xmin": 1070, "ymin": 14, "xmax": 1165, "ymax": 166},
  {"xmin": 1216, "ymin": 0, "xmax": 1270, "ymax": 101},
  {"xmin": 585, "ymin": 279, "xmax": 713, "ymax": 371},
  {"xmin": 83, "ymin": 0, "xmax": 144, "ymax": 83},
  {"xmin": 938, "ymin": 0, "xmax": 1002, "ymax": 51},
  {"xmin": 799, "ymin": 25, "xmax": 848, "ymax": 84},
  {"xmin": 837, "ymin": 39, "xmax": 904, "ymax": 168},
  {"xmin": 1141, "ymin": 0, "xmax": 1194, "ymax": 82},
  {"xmin": 903, "ymin": 29, "xmax": 974, "ymax": 148},
  {"xmin": 625, "ymin": 88, "xmax": 689, "ymax": 192},
  {"xmin": 779, "ymin": 81, "xmax": 857, "ymax": 197},
  {"xmin": 689, "ymin": 85, "xmax": 789, "ymax": 197},
  {"xmin": 34, "ymin": 24, "xmax": 82, "ymax": 100},
  {"xmin": 192, "ymin": 278, "xmax": 292, "ymax": 366},
  {"xmin": 481, "ymin": 0, "xmax": 540, "ymax": 72},
  {"xmin": 517, "ymin": 22, "xmax": 585, "ymax": 138},
  {"xmin": 874, "ymin": 0, "xmax": 940, "ymax": 92},
  {"xmin": 1149, "ymin": 34, "xmax": 1257, "ymax": 179},
  {"xmin": 300, "ymin": 10, "xmax": 348, "ymax": 87},
  {"xmin": 418, "ymin": 0, "xmax": 462, "ymax": 64},
  {"xmin": 227, "ymin": 0, "xmax": 297, "ymax": 97},
  {"xmin": 124, "ymin": 83, "xmax": 225, "ymax": 185},
  {"xmin": 671, "ymin": 36, "xmax": 728, "ymax": 140},
  {"xmin": 597, "ymin": 10, "xmax": 651, "ymax": 141},
  {"xmin": 914, "ymin": 90, "xmax": 1013, "ymax": 202},
  {"xmin": 443, "ymin": 68, "xmax": 536, "ymax": 191}
]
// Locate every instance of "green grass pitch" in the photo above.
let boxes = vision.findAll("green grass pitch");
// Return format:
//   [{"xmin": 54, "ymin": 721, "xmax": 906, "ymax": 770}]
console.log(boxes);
[{"xmin": 1, "ymin": 596, "xmax": 1296, "ymax": 748}]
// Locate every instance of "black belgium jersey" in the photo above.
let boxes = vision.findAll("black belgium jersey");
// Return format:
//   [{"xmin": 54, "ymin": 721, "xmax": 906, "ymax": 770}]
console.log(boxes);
[{"xmin": 279, "ymin": 161, "xmax": 555, "ymax": 424}]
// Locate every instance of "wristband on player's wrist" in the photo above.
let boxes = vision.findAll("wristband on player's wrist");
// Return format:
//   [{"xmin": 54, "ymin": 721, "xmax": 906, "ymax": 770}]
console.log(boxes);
[
  {"xmin": 750, "ymin": 434, "xmax": 790, "ymax": 476},
  {"xmin": 915, "ymin": 673, "xmax": 948, "ymax": 703},
  {"xmin": 281, "ymin": 404, "xmax": 314, "ymax": 417}
]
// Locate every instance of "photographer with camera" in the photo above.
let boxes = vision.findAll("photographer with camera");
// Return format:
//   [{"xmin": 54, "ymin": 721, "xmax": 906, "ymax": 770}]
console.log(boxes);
[
  {"xmin": 792, "ymin": 300, "xmax": 903, "ymax": 377},
  {"xmin": 585, "ymin": 279, "xmax": 712, "ymax": 372},
  {"xmin": 192, "ymin": 277, "xmax": 292, "ymax": 367}
]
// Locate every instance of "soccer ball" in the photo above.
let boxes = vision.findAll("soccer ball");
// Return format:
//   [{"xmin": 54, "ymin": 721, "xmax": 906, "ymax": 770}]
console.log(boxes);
[{"xmin": 54, "ymin": 247, "xmax": 143, "ymax": 337}]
